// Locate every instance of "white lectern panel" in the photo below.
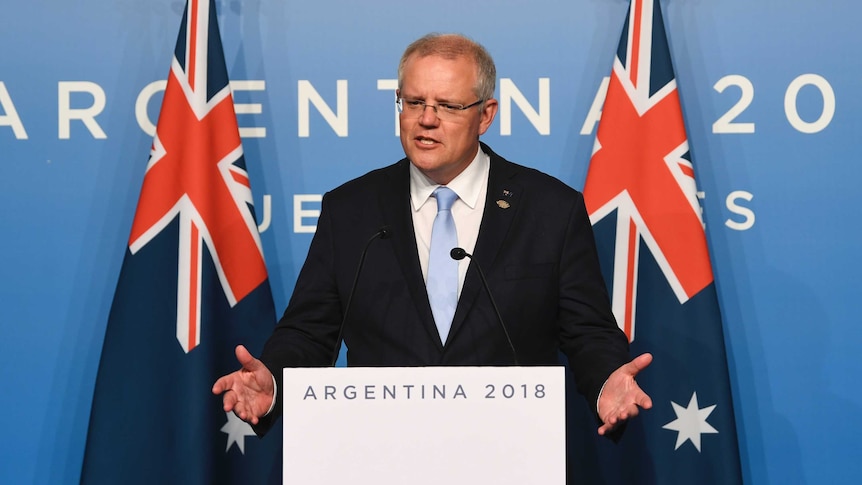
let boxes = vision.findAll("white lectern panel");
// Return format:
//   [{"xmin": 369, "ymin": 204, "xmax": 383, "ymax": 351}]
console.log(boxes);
[{"xmin": 282, "ymin": 366, "xmax": 565, "ymax": 484}]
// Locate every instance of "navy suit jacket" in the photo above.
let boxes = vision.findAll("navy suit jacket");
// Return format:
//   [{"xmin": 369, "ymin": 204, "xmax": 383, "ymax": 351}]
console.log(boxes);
[{"xmin": 258, "ymin": 143, "xmax": 630, "ymax": 434}]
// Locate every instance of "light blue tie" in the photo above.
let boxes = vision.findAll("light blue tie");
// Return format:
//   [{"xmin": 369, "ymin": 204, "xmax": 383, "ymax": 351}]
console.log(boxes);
[{"xmin": 427, "ymin": 186, "xmax": 459, "ymax": 343}]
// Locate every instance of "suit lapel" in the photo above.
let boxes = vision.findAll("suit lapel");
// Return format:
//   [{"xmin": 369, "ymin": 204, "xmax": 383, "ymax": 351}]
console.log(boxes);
[
  {"xmin": 448, "ymin": 145, "xmax": 523, "ymax": 342},
  {"xmin": 378, "ymin": 159, "xmax": 444, "ymax": 350}
]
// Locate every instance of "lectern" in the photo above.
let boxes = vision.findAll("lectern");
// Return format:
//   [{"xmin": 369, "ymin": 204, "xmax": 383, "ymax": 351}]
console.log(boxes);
[{"xmin": 282, "ymin": 366, "xmax": 565, "ymax": 484}]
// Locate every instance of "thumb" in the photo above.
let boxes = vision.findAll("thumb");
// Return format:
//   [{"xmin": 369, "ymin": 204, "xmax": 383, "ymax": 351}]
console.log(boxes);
[
  {"xmin": 626, "ymin": 352, "xmax": 653, "ymax": 376},
  {"xmin": 235, "ymin": 345, "xmax": 262, "ymax": 371}
]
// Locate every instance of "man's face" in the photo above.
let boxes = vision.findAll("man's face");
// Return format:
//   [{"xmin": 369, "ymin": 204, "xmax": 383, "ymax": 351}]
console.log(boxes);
[{"xmin": 398, "ymin": 54, "xmax": 498, "ymax": 185}]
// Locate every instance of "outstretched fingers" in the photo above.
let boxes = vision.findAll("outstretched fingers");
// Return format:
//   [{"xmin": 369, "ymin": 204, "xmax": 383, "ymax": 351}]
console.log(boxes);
[
  {"xmin": 212, "ymin": 345, "xmax": 272, "ymax": 425},
  {"xmin": 596, "ymin": 353, "xmax": 655, "ymax": 435}
]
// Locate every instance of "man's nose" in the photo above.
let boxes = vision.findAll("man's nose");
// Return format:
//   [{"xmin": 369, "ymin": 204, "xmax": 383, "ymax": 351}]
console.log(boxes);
[{"xmin": 418, "ymin": 104, "xmax": 440, "ymax": 126}]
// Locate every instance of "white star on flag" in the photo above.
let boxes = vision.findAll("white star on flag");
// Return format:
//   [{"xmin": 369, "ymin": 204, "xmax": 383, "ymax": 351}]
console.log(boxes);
[
  {"xmin": 220, "ymin": 411, "xmax": 257, "ymax": 454},
  {"xmin": 662, "ymin": 391, "xmax": 719, "ymax": 452}
]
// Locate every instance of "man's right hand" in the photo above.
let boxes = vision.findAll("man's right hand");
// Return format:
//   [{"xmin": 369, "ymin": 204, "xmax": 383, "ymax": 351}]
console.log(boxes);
[{"xmin": 212, "ymin": 345, "xmax": 274, "ymax": 426}]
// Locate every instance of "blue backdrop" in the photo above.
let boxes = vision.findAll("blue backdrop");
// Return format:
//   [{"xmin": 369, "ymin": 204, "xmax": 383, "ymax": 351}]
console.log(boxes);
[{"xmin": 1, "ymin": 1, "xmax": 859, "ymax": 483}]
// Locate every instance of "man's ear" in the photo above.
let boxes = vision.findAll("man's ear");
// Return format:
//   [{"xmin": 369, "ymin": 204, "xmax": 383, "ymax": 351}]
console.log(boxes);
[{"xmin": 478, "ymin": 98, "xmax": 499, "ymax": 135}]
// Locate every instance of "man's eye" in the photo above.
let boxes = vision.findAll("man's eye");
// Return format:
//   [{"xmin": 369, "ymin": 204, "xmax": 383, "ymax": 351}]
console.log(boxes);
[
  {"xmin": 439, "ymin": 103, "xmax": 459, "ymax": 112},
  {"xmin": 406, "ymin": 100, "xmax": 425, "ymax": 107}
]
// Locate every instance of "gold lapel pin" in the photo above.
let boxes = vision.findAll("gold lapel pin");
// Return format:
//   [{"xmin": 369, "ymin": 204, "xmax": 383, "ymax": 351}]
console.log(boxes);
[{"xmin": 496, "ymin": 200, "xmax": 510, "ymax": 209}]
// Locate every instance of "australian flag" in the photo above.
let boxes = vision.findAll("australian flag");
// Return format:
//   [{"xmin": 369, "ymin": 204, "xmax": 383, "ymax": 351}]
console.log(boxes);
[
  {"xmin": 81, "ymin": 1, "xmax": 281, "ymax": 483},
  {"xmin": 580, "ymin": 0, "xmax": 743, "ymax": 483}
]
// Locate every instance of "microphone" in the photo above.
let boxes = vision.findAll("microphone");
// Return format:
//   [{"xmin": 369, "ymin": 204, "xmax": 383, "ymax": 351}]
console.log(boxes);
[
  {"xmin": 330, "ymin": 225, "xmax": 391, "ymax": 366},
  {"xmin": 450, "ymin": 247, "xmax": 519, "ymax": 365}
]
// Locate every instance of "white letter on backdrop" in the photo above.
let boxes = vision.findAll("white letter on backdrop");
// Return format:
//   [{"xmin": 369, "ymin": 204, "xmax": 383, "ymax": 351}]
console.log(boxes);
[
  {"xmin": 298, "ymin": 80, "xmax": 348, "ymax": 137},
  {"xmin": 58, "ymin": 81, "xmax": 107, "ymax": 139},
  {"xmin": 499, "ymin": 78, "xmax": 550, "ymax": 136},
  {"xmin": 0, "ymin": 82, "xmax": 28, "ymax": 139}
]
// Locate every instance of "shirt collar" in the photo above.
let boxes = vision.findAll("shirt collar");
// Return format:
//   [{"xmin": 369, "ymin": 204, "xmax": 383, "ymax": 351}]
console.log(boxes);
[{"xmin": 409, "ymin": 147, "xmax": 490, "ymax": 211}]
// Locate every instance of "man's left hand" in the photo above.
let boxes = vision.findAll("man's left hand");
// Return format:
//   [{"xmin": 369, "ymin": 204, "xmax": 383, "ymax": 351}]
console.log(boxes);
[{"xmin": 597, "ymin": 352, "xmax": 653, "ymax": 436}]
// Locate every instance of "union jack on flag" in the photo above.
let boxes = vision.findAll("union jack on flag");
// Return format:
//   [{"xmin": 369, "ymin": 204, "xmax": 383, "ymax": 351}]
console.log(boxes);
[
  {"xmin": 579, "ymin": 0, "xmax": 743, "ymax": 483},
  {"xmin": 81, "ymin": 2, "xmax": 280, "ymax": 483},
  {"xmin": 584, "ymin": 0, "xmax": 712, "ymax": 342},
  {"xmin": 128, "ymin": 0, "xmax": 268, "ymax": 353}
]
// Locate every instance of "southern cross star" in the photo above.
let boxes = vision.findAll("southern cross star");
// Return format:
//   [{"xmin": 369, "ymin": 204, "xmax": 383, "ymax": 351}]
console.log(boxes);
[
  {"xmin": 662, "ymin": 391, "xmax": 719, "ymax": 452},
  {"xmin": 220, "ymin": 412, "xmax": 257, "ymax": 454}
]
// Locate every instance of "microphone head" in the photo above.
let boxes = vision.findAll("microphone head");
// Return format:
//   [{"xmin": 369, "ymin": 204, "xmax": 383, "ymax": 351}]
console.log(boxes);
[
  {"xmin": 450, "ymin": 247, "xmax": 468, "ymax": 261},
  {"xmin": 378, "ymin": 225, "xmax": 392, "ymax": 239}
]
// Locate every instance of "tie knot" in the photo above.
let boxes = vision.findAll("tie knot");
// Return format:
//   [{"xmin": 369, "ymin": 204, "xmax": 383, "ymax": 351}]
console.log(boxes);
[{"xmin": 433, "ymin": 186, "xmax": 458, "ymax": 212}]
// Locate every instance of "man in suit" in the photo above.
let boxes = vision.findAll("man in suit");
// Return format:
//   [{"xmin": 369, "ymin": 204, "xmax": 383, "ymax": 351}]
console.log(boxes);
[{"xmin": 213, "ymin": 33, "xmax": 652, "ymax": 438}]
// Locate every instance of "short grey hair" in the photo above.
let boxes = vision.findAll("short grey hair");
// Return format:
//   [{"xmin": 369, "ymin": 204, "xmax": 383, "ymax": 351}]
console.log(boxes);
[{"xmin": 397, "ymin": 33, "xmax": 496, "ymax": 102}]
